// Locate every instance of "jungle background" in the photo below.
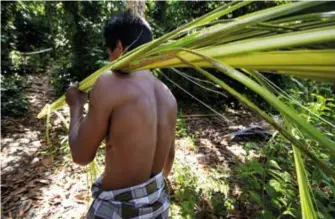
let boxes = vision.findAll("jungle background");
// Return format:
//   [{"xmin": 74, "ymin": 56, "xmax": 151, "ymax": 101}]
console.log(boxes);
[{"xmin": 1, "ymin": 1, "xmax": 335, "ymax": 219}]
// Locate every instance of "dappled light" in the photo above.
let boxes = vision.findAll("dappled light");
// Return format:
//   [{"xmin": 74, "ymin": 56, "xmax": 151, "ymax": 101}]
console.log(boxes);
[{"xmin": 2, "ymin": 1, "xmax": 335, "ymax": 219}]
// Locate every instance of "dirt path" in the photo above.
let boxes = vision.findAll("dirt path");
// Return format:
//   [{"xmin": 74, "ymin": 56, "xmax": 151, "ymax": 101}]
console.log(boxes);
[{"xmin": 1, "ymin": 74, "xmax": 89, "ymax": 218}]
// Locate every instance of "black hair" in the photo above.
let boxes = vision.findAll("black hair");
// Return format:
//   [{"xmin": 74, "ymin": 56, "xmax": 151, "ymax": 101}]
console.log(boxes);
[{"xmin": 104, "ymin": 11, "xmax": 153, "ymax": 53}]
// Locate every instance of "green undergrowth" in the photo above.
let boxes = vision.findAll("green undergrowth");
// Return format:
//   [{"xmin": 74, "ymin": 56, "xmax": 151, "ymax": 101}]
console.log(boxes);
[
  {"xmin": 171, "ymin": 133, "xmax": 335, "ymax": 219},
  {"xmin": 171, "ymin": 94, "xmax": 335, "ymax": 218},
  {"xmin": 233, "ymin": 138, "xmax": 335, "ymax": 219},
  {"xmin": 171, "ymin": 115, "xmax": 230, "ymax": 218},
  {"xmin": 170, "ymin": 161, "xmax": 230, "ymax": 219},
  {"xmin": 235, "ymin": 140, "xmax": 300, "ymax": 218}
]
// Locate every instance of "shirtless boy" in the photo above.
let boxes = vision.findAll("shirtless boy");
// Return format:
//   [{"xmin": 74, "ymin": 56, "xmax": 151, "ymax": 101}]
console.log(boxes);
[{"xmin": 65, "ymin": 11, "xmax": 177, "ymax": 219}]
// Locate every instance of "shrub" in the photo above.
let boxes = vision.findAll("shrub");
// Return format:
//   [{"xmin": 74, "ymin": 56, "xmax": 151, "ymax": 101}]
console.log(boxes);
[{"xmin": 1, "ymin": 74, "xmax": 29, "ymax": 117}]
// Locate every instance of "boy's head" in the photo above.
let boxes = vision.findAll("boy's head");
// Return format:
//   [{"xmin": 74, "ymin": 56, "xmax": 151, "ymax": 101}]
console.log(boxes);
[{"xmin": 104, "ymin": 11, "xmax": 153, "ymax": 61}]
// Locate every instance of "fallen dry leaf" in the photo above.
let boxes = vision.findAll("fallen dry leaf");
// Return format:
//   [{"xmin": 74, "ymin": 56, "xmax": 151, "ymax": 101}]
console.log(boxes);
[
  {"xmin": 12, "ymin": 187, "xmax": 26, "ymax": 196},
  {"xmin": 8, "ymin": 211, "xmax": 13, "ymax": 219},
  {"xmin": 30, "ymin": 157, "xmax": 40, "ymax": 165},
  {"xmin": 41, "ymin": 156, "xmax": 53, "ymax": 168},
  {"xmin": 19, "ymin": 199, "xmax": 32, "ymax": 217},
  {"xmin": 37, "ymin": 179, "xmax": 50, "ymax": 185},
  {"xmin": 73, "ymin": 193, "xmax": 89, "ymax": 204}
]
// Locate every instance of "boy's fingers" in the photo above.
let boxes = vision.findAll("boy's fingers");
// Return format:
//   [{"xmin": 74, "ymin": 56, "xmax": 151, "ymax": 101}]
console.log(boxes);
[{"xmin": 69, "ymin": 81, "xmax": 80, "ymax": 88}]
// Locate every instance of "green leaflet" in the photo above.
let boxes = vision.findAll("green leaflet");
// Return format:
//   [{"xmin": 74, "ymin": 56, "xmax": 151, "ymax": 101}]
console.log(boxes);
[{"xmin": 293, "ymin": 146, "xmax": 317, "ymax": 219}]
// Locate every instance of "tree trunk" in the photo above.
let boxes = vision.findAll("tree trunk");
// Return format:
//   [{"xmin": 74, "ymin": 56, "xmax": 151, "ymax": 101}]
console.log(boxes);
[{"xmin": 126, "ymin": 0, "xmax": 146, "ymax": 17}]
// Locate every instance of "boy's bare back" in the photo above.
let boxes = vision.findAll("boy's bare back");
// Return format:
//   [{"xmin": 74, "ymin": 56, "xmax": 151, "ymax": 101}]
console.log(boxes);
[{"xmin": 93, "ymin": 70, "xmax": 177, "ymax": 189}]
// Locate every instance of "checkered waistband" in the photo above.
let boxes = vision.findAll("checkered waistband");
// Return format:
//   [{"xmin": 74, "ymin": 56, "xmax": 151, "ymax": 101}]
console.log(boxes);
[{"xmin": 88, "ymin": 172, "xmax": 170, "ymax": 219}]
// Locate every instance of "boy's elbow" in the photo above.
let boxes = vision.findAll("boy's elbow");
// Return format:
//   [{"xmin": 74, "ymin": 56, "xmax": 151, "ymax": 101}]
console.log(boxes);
[
  {"xmin": 71, "ymin": 153, "xmax": 93, "ymax": 166},
  {"xmin": 69, "ymin": 141, "xmax": 94, "ymax": 166}
]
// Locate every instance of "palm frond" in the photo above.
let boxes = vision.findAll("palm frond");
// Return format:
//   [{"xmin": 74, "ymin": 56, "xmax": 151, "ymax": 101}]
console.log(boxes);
[
  {"xmin": 38, "ymin": 1, "xmax": 335, "ymax": 118},
  {"xmin": 38, "ymin": 2, "xmax": 335, "ymax": 217}
]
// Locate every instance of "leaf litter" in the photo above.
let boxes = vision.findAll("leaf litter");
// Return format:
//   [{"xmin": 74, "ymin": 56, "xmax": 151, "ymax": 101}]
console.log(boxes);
[{"xmin": 1, "ymin": 74, "xmax": 265, "ymax": 218}]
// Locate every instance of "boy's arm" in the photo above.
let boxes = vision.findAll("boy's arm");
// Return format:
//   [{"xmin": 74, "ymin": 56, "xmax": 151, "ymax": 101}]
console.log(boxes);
[{"xmin": 66, "ymin": 76, "xmax": 112, "ymax": 165}]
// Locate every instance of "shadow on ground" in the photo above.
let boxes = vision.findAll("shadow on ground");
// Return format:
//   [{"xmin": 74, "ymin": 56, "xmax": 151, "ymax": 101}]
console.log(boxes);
[
  {"xmin": 171, "ymin": 109, "xmax": 269, "ymax": 218},
  {"xmin": 0, "ymin": 73, "xmax": 84, "ymax": 218}
]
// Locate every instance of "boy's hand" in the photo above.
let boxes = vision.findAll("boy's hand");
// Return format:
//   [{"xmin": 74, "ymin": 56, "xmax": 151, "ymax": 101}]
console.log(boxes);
[{"xmin": 65, "ymin": 83, "xmax": 88, "ymax": 107}]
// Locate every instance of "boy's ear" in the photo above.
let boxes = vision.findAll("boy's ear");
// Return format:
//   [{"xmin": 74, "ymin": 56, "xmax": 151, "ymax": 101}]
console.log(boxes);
[{"xmin": 116, "ymin": 40, "xmax": 124, "ymax": 53}]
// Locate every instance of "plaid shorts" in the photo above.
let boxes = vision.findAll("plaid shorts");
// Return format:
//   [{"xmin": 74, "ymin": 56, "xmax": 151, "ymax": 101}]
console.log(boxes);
[{"xmin": 86, "ymin": 172, "xmax": 170, "ymax": 219}]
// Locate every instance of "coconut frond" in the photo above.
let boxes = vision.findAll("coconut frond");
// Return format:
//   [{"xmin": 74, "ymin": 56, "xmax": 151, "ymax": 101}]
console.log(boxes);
[{"xmin": 38, "ymin": 2, "xmax": 335, "ymax": 217}]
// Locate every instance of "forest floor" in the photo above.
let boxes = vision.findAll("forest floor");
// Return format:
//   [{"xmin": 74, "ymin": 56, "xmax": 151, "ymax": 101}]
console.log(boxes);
[{"xmin": 1, "ymin": 73, "xmax": 265, "ymax": 219}]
